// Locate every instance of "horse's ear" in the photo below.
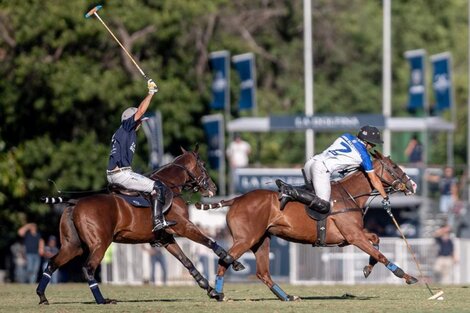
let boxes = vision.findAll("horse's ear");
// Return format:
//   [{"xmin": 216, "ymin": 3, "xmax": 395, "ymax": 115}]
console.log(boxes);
[
  {"xmin": 180, "ymin": 146, "xmax": 187, "ymax": 154},
  {"xmin": 194, "ymin": 143, "xmax": 199, "ymax": 153}
]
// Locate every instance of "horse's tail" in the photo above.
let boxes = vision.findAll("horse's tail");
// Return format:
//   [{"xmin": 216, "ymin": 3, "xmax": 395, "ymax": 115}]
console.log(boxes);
[
  {"xmin": 41, "ymin": 196, "xmax": 77, "ymax": 205},
  {"xmin": 195, "ymin": 198, "xmax": 236, "ymax": 210}
]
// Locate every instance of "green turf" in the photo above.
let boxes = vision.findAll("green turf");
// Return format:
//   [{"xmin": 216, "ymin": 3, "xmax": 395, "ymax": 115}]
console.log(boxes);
[{"xmin": 0, "ymin": 283, "xmax": 468, "ymax": 313}]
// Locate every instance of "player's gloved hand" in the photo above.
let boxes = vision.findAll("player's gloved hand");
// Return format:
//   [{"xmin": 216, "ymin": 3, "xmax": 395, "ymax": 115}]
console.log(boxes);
[
  {"xmin": 382, "ymin": 196, "xmax": 391, "ymax": 212},
  {"xmin": 147, "ymin": 79, "xmax": 158, "ymax": 94}
]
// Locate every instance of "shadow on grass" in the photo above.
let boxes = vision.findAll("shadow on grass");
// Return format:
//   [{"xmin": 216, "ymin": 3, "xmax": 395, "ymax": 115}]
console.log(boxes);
[{"xmin": 49, "ymin": 293, "xmax": 376, "ymax": 305}]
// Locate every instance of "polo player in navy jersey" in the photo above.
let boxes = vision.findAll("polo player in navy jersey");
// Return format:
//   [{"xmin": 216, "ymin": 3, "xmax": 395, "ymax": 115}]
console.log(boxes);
[{"xmin": 106, "ymin": 79, "xmax": 176, "ymax": 232}]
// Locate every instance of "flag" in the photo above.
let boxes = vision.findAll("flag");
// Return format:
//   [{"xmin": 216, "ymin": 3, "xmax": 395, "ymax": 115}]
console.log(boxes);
[
  {"xmin": 404, "ymin": 49, "xmax": 426, "ymax": 112},
  {"xmin": 209, "ymin": 51, "xmax": 230, "ymax": 110},
  {"xmin": 202, "ymin": 114, "xmax": 224, "ymax": 170},
  {"xmin": 142, "ymin": 110, "xmax": 164, "ymax": 170},
  {"xmin": 431, "ymin": 52, "xmax": 453, "ymax": 111},
  {"xmin": 232, "ymin": 53, "xmax": 256, "ymax": 111}
]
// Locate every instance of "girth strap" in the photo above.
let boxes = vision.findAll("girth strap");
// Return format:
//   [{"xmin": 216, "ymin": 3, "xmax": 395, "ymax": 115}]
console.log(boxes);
[{"xmin": 314, "ymin": 218, "xmax": 327, "ymax": 247}]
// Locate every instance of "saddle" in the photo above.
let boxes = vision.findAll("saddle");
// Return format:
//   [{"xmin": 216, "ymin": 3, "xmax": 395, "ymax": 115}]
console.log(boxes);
[
  {"xmin": 107, "ymin": 183, "xmax": 151, "ymax": 208},
  {"xmin": 275, "ymin": 179, "xmax": 330, "ymax": 221}
]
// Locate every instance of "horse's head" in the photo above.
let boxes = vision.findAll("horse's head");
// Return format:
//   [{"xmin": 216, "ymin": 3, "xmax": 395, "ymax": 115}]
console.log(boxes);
[
  {"xmin": 371, "ymin": 150, "xmax": 417, "ymax": 195},
  {"xmin": 174, "ymin": 145, "xmax": 217, "ymax": 197}
]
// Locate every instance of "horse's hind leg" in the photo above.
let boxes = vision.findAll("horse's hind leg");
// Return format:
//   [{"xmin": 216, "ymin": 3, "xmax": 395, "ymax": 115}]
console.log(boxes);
[
  {"xmin": 162, "ymin": 234, "xmax": 221, "ymax": 300},
  {"xmin": 82, "ymin": 244, "xmax": 116, "ymax": 304},
  {"xmin": 37, "ymin": 207, "xmax": 84, "ymax": 305},
  {"xmin": 362, "ymin": 231, "xmax": 380, "ymax": 278},
  {"xmin": 252, "ymin": 235, "xmax": 298, "ymax": 301}
]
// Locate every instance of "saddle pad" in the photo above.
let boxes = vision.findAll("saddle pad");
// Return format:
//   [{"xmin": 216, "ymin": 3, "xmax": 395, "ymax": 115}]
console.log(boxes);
[{"xmin": 117, "ymin": 194, "xmax": 151, "ymax": 208}]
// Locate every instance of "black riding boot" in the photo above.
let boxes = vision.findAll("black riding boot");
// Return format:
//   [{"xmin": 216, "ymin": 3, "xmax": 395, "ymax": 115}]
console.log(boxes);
[
  {"xmin": 152, "ymin": 185, "xmax": 176, "ymax": 232},
  {"xmin": 275, "ymin": 179, "xmax": 330, "ymax": 214}
]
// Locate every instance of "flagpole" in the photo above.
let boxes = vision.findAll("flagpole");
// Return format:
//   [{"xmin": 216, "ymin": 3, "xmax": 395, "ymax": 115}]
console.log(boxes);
[
  {"xmin": 304, "ymin": 0, "xmax": 314, "ymax": 160},
  {"xmin": 382, "ymin": 0, "xmax": 391, "ymax": 156}
]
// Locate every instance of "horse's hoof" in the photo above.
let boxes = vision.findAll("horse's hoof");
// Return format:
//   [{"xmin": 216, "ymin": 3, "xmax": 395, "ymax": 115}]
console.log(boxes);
[
  {"xmin": 363, "ymin": 265, "xmax": 372, "ymax": 278},
  {"xmin": 288, "ymin": 295, "xmax": 301, "ymax": 301},
  {"xmin": 406, "ymin": 276, "xmax": 418, "ymax": 285},
  {"xmin": 38, "ymin": 299, "xmax": 49, "ymax": 305},
  {"xmin": 105, "ymin": 298, "xmax": 117, "ymax": 304},
  {"xmin": 232, "ymin": 261, "xmax": 245, "ymax": 271}
]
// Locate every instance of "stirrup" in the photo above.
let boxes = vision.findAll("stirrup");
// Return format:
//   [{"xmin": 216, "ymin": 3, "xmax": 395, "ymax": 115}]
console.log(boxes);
[{"xmin": 152, "ymin": 219, "xmax": 177, "ymax": 232}]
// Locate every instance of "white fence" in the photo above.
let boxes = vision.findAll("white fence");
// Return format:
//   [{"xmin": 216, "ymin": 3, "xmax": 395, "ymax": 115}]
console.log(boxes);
[{"xmin": 102, "ymin": 238, "xmax": 470, "ymax": 285}]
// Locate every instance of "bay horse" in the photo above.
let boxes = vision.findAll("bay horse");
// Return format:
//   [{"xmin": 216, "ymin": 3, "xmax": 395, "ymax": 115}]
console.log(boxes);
[
  {"xmin": 36, "ymin": 147, "xmax": 241, "ymax": 305},
  {"xmin": 196, "ymin": 150, "xmax": 418, "ymax": 301}
]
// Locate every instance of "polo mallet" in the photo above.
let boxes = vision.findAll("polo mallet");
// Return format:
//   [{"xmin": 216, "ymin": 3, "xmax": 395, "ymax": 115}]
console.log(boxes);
[
  {"xmin": 85, "ymin": 5, "xmax": 150, "ymax": 81},
  {"xmin": 384, "ymin": 207, "xmax": 444, "ymax": 300}
]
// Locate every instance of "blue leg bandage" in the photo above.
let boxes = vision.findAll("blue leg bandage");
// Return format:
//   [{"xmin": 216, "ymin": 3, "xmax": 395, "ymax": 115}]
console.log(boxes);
[
  {"xmin": 36, "ymin": 271, "xmax": 52, "ymax": 294},
  {"xmin": 88, "ymin": 279, "xmax": 105, "ymax": 304},
  {"xmin": 215, "ymin": 276, "xmax": 224, "ymax": 293},
  {"xmin": 386, "ymin": 262, "xmax": 398, "ymax": 271},
  {"xmin": 271, "ymin": 284, "xmax": 289, "ymax": 301}
]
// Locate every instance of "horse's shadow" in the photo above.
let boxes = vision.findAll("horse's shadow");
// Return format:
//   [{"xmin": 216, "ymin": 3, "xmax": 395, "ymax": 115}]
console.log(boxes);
[{"xmin": 51, "ymin": 293, "xmax": 375, "ymax": 305}]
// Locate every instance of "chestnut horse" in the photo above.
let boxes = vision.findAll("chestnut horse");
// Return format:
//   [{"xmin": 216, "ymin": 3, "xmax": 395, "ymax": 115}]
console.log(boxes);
[
  {"xmin": 36, "ymin": 147, "xmax": 241, "ymax": 305},
  {"xmin": 197, "ymin": 151, "xmax": 418, "ymax": 301}
]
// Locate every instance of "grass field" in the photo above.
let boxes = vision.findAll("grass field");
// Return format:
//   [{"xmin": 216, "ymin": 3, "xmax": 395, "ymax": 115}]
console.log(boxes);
[{"xmin": 0, "ymin": 283, "xmax": 469, "ymax": 313}]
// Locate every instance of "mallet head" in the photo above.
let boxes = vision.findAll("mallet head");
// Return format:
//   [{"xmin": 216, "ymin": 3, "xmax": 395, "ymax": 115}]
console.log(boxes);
[{"xmin": 85, "ymin": 5, "xmax": 103, "ymax": 19}]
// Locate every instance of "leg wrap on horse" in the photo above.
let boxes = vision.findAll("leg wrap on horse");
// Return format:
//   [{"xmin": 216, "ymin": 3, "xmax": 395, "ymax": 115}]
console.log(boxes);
[
  {"xmin": 270, "ymin": 284, "xmax": 290, "ymax": 301},
  {"xmin": 190, "ymin": 268, "xmax": 208, "ymax": 289},
  {"xmin": 88, "ymin": 278, "xmax": 106, "ymax": 304},
  {"xmin": 386, "ymin": 262, "xmax": 405, "ymax": 278},
  {"xmin": 221, "ymin": 254, "xmax": 235, "ymax": 266},
  {"xmin": 369, "ymin": 244, "xmax": 379, "ymax": 266},
  {"xmin": 215, "ymin": 275, "xmax": 224, "ymax": 293},
  {"xmin": 36, "ymin": 268, "xmax": 53, "ymax": 295}
]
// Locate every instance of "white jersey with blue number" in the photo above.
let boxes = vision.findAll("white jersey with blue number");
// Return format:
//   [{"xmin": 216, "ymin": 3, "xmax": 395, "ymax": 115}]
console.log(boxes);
[{"xmin": 312, "ymin": 133, "xmax": 374, "ymax": 174}]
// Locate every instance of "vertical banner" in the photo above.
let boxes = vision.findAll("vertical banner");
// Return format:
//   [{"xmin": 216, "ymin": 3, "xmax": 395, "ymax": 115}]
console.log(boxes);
[
  {"xmin": 232, "ymin": 53, "xmax": 257, "ymax": 112},
  {"xmin": 202, "ymin": 114, "xmax": 225, "ymax": 195},
  {"xmin": 142, "ymin": 110, "xmax": 164, "ymax": 170},
  {"xmin": 431, "ymin": 52, "xmax": 453, "ymax": 112},
  {"xmin": 404, "ymin": 49, "xmax": 426, "ymax": 112},
  {"xmin": 209, "ymin": 51, "xmax": 230, "ymax": 111}
]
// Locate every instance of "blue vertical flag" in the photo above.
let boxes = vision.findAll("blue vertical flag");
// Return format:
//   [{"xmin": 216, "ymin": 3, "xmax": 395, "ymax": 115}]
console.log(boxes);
[
  {"xmin": 404, "ymin": 49, "xmax": 426, "ymax": 112},
  {"xmin": 209, "ymin": 51, "xmax": 230, "ymax": 110},
  {"xmin": 142, "ymin": 110, "xmax": 164, "ymax": 170},
  {"xmin": 202, "ymin": 114, "xmax": 224, "ymax": 170},
  {"xmin": 232, "ymin": 53, "xmax": 256, "ymax": 112},
  {"xmin": 431, "ymin": 52, "xmax": 453, "ymax": 112}
]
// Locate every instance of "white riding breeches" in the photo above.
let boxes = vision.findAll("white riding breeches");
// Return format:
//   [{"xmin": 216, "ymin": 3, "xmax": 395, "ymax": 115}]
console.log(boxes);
[
  {"xmin": 303, "ymin": 158, "xmax": 331, "ymax": 202},
  {"xmin": 107, "ymin": 169, "xmax": 155, "ymax": 193}
]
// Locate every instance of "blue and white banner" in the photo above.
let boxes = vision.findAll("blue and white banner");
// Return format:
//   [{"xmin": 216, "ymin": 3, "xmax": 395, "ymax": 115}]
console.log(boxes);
[
  {"xmin": 142, "ymin": 110, "xmax": 164, "ymax": 170},
  {"xmin": 209, "ymin": 51, "xmax": 230, "ymax": 110},
  {"xmin": 431, "ymin": 52, "xmax": 453, "ymax": 111},
  {"xmin": 202, "ymin": 114, "xmax": 224, "ymax": 170},
  {"xmin": 232, "ymin": 53, "xmax": 256, "ymax": 112},
  {"xmin": 404, "ymin": 49, "xmax": 426, "ymax": 112}
]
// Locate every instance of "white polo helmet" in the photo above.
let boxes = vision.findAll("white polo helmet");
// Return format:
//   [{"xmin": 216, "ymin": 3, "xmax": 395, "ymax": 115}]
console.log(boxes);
[{"xmin": 121, "ymin": 107, "xmax": 138, "ymax": 122}]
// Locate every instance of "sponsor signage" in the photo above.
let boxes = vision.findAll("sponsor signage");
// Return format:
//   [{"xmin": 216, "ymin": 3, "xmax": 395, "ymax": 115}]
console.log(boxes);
[
  {"xmin": 269, "ymin": 114, "xmax": 385, "ymax": 131},
  {"xmin": 234, "ymin": 168, "xmax": 304, "ymax": 194}
]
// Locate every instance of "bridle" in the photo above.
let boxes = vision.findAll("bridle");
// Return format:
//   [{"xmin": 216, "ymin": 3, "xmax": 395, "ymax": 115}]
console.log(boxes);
[
  {"xmin": 375, "ymin": 158, "xmax": 412, "ymax": 194},
  {"xmin": 169, "ymin": 152, "xmax": 211, "ymax": 193}
]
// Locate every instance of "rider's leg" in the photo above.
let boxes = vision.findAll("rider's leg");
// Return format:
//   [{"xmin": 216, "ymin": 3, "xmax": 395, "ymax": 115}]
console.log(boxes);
[{"xmin": 152, "ymin": 180, "xmax": 177, "ymax": 232}]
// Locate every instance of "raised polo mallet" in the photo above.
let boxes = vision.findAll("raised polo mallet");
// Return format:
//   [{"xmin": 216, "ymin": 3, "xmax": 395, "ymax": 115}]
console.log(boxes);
[{"xmin": 85, "ymin": 5, "xmax": 150, "ymax": 81}]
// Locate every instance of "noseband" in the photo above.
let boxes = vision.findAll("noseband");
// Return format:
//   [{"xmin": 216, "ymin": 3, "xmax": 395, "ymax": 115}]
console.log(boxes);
[{"xmin": 172, "ymin": 157, "xmax": 210, "ymax": 192}]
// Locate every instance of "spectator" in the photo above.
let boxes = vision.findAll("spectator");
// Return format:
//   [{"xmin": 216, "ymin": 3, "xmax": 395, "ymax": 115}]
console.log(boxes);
[
  {"xmin": 39, "ymin": 235, "xmax": 59, "ymax": 284},
  {"xmin": 226, "ymin": 133, "xmax": 251, "ymax": 169},
  {"xmin": 10, "ymin": 238, "xmax": 27, "ymax": 283},
  {"xmin": 18, "ymin": 223, "xmax": 44, "ymax": 283},
  {"xmin": 142, "ymin": 245, "xmax": 168, "ymax": 285},
  {"xmin": 428, "ymin": 166, "xmax": 459, "ymax": 227},
  {"xmin": 404, "ymin": 134, "xmax": 423, "ymax": 165},
  {"xmin": 433, "ymin": 224, "xmax": 457, "ymax": 284}
]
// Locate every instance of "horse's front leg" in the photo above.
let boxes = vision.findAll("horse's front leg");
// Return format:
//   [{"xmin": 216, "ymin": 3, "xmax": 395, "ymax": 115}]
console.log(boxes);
[
  {"xmin": 162, "ymin": 234, "xmax": 221, "ymax": 300},
  {"xmin": 362, "ymin": 231, "xmax": 380, "ymax": 278},
  {"xmin": 170, "ymin": 217, "xmax": 245, "ymax": 271},
  {"xmin": 338, "ymin": 224, "xmax": 418, "ymax": 284}
]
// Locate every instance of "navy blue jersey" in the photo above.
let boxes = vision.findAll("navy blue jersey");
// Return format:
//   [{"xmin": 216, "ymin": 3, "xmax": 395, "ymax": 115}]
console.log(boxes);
[{"xmin": 107, "ymin": 115, "xmax": 138, "ymax": 170}]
